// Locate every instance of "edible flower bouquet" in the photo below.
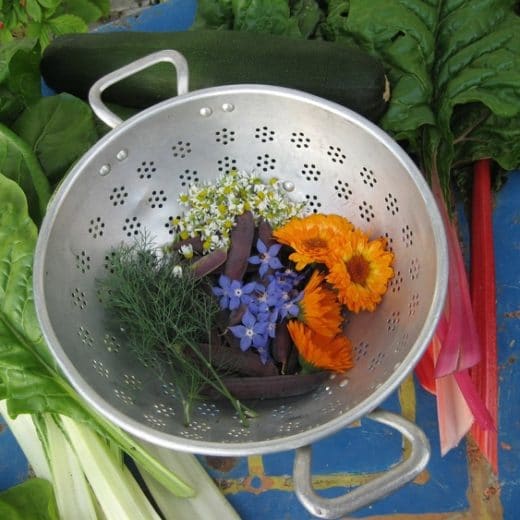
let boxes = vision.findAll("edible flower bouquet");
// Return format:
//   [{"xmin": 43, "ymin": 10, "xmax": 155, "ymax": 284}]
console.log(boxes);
[{"xmin": 98, "ymin": 170, "xmax": 394, "ymax": 425}]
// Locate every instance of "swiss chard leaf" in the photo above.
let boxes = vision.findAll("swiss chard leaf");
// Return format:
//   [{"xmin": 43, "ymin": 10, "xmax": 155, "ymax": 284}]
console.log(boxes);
[
  {"xmin": 290, "ymin": 0, "xmax": 323, "ymax": 39},
  {"xmin": 321, "ymin": 0, "xmax": 437, "ymax": 144},
  {"xmin": 192, "ymin": 0, "xmax": 234, "ymax": 29},
  {"xmin": 232, "ymin": 0, "xmax": 301, "ymax": 36},
  {"xmin": 12, "ymin": 93, "xmax": 99, "ymax": 184},
  {"xmin": 323, "ymin": 0, "xmax": 520, "ymax": 198},
  {"xmin": 0, "ymin": 123, "xmax": 51, "ymax": 224},
  {"xmin": 194, "ymin": 0, "xmax": 314, "ymax": 37},
  {"xmin": 0, "ymin": 39, "xmax": 41, "ymax": 123},
  {"xmin": 0, "ymin": 479, "xmax": 59, "ymax": 520},
  {"xmin": 0, "ymin": 173, "xmax": 94, "ymax": 424}
]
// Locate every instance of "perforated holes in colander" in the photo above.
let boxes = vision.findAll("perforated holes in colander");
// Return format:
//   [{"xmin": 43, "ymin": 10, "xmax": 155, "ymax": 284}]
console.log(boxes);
[
  {"xmin": 384, "ymin": 192, "xmax": 399, "ymax": 215},
  {"xmin": 109, "ymin": 186, "xmax": 128, "ymax": 206},
  {"xmin": 254, "ymin": 126, "xmax": 275, "ymax": 143},
  {"xmin": 71, "ymin": 288, "xmax": 87, "ymax": 310},
  {"xmin": 401, "ymin": 224, "xmax": 414, "ymax": 247},
  {"xmin": 368, "ymin": 352, "xmax": 386, "ymax": 372},
  {"xmin": 123, "ymin": 374, "xmax": 142, "ymax": 390},
  {"xmin": 172, "ymin": 140, "xmax": 192, "ymax": 158},
  {"xmin": 137, "ymin": 160, "xmax": 156, "ymax": 180},
  {"xmin": 87, "ymin": 217, "xmax": 105, "ymax": 239},
  {"xmin": 383, "ymin": 232, "xmax": 394, "ymax": 252},
  {"xmin": 386, "ymin": 310, "xmax": 401, "ymax": 333},
  {"xmin": 305, "ymin": 193, "xmax": 322, "ymax": 213},
  {"xmin": 164, "ymin": 215, "xmax": 181, "ymax": 236},
  {"xmin": 358, "ymin": 200, "xmax": 375, "ymax": 223},
  {"xmin": 75, "ymin": 251, "xmax": 91, "ymax": 273},
  {"xmin": 355, "ymin": 340, "xmax": 370, "ymax": 362},
  {"xmin": 217, "ymin": 156, "xmax": 237, "ymax": 172},
  {"xmin": 408, "ymin": 292, "xmax": 420, "ymax": 317},
  {"xmin": 154, "ymin": 403, "xmax": 176, "ymax": 418},
  {"xmin": 290, "ymin": 131, "xmax": 310, "ymax": 149},
  {"xmin": 144, "ymin": 415, "xmax": 167, "ymax": 430},
  {"xmin": 389, "ymin": 270, "xmax": 404, "ymax": 293},
  {"xmin": 196, "ymin": 402, "xmax": 220, "ymax": 418},
  {"xmin": 327, "ymin": 145, "xmax": 346, "ymax": 164},
  {"xmin": 409, "ymin": 257, "xmax": 420, "ymax": 280},
  {"xmin": 215, "ymin": 128, "xmax": 235, "ymax": 145},
  {"xmin": 103, "ymin": 333, "xmax": 120, "ymax": 353},
  {"xmin": 92, "ymin": 359, "xmax": 109, "ymax": 379},
  {"xmin": 78, "ymin": 325, "xmax": 94, "ymax": 348},
  {"xmin": 256, "ymin": 153, "xmax": 276, "ymax": 172},
  {"xmin": 104, "ymin": 251, "xmax": 117, "ymax": 273},
  {"xmin": 360, "ymin": 166, "xmax": 377, "ymax": 188},
  {"xmin": 179, "ymin": 169, "xmax": 199, "ymax": 187},
  {"xmin": 300, "ymin": 163, "xmax": 321, "ymax": 182},
  {"xmin": 122, "ymin": 216, "xmax": 142, "ymax": 237},
  {"xmin": 148, "ymin": 190, "xmax": 167, "ymax": 209},
  {"xmin": 114, "ymin": 388, "xmax": 135, "ymax": 406},
  {"xmin": 279, "ymin": 420, "xmax": 302, "ymax": 434},
  {"xmin": 334, "ymin": 179, "xmax": 353, "ymax": 201}
]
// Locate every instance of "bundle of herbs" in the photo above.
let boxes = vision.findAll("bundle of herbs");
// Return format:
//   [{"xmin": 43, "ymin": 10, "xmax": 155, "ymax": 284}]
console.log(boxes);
[
  {"xmin": 98, "ymin": 170, "xmax": 395, "ymax": 426},
  {"xmin": 97, "ymin": 234, "xmax": 255, "ymax": 426}
]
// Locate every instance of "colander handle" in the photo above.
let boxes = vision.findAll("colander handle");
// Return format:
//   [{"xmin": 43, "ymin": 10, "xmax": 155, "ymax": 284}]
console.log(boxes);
[
  {"xmin": 88, "ymin": 50, "xmax": 189, "ymax": 129},
  {"xmin": 293, "ymin": 409, "xmax": 430, "ymax": 519}
]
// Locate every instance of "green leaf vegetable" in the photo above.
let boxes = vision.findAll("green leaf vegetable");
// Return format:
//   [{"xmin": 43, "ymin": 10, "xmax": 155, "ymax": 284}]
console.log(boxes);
[
  {"xmin": 0, "ymin": 39, "xmax": 41, "ymax": 123},
  {"xmin": 195, "ymin": 0, "xmax": 520, "ymax": 202},
  {"xmin": 0, "ymin": 122, "xmax": 51, "ymax": 225},
  {"xmin": 0, "ymin": 479, "xmax": 59, "ymax": 520},
  {"xmin": 12, "ymin": 93, "xmax": 99, "ymax": 184},
  {"xmin": 0, "ymin": 0, "xmax": 109, "ymax": 50}
]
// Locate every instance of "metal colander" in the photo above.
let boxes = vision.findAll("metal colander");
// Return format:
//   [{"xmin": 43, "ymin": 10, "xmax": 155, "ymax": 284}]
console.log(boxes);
[{"xmin": 34, "ymin": 51, "xmax": 448, "ymax": 517}]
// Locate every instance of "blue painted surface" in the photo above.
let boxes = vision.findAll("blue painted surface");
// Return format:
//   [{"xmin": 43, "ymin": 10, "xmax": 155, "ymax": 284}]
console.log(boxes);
[
  {"xmin": 2, "ymin": 1, "xmax": 519, "ymax": 518},
  {"xmin": 0, "ymin": 415, "xmax": 30, "ymax": 491},
  {"xmin": 201, "ymin": 386, "xmax": 471, "ymax": 518},
  {"xmin": 494, "ymin": 171, "xmax": 520, "ymax": 520},
  {"xmin": 97, "ymin": 0, "xmax": 196, "ymax": 32}
]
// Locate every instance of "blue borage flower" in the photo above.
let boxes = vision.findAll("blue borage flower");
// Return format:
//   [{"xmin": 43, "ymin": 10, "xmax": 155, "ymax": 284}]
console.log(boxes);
[
  {"xmin": 212, "ymin": 275, "xmax": 256, "ymax": 310},
  {"xmin": 212, "ymin": 247, "xmax": 303, "ymax": 363},
  {"xmin": 229, "ymin": 311, "xmax": 268, "ymax": 352},
  {"xmin": 248, "ymin": 239, "xmax": 283, "ymax": 277}
]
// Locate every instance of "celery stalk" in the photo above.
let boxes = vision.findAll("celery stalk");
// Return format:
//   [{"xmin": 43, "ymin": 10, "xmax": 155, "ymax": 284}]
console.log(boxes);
[
  {"xmin": 60, "ymin": 416, "xmax": 163, "ymax": 520},
  {"xmin": 36, "ymin": 415, "xmax": 98, "ymax": 520},
  {"xmin": 137, "ymin": 442, "xmax": 241, "ymax": 520}
]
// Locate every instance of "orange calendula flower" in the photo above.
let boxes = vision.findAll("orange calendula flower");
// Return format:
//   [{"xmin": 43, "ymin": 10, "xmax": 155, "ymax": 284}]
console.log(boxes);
[
  {"xmin": 327, "ymin": 229, "xmax": 394, "ymax": 313},
  {"xmin": 297, "ymin": 270, "xmax": 342, "ymax": 338},
  {"xmin": 273, "ymin": 213, "xmax": 353, "ymax": 271},
  {"xmin": 287, "ymin": 320, "xmax": 354, "ymax": 373}
]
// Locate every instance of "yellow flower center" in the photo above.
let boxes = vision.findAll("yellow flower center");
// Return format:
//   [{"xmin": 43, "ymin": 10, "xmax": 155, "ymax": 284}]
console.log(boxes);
[{"xmin": 346, "ymin": 254, "xmax": 370, "ymax": 285}]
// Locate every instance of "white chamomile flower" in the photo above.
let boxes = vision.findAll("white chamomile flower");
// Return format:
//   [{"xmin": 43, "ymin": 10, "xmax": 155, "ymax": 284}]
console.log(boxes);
[{"xmin": 180, "ymin": 243, "xmax": 193, "ymax": 259}]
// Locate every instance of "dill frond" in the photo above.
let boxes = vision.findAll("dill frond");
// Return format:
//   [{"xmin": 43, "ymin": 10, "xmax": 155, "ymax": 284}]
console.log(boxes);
[{"xmin": 97, "ymin": 234, "xmax": 253, "ymax": 425}]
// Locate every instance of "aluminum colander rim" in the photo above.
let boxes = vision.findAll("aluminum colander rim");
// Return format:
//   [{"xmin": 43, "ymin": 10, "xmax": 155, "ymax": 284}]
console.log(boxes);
[{"xmin": 33, "ymin": 84, "xmax": 449, "ymax": 456}]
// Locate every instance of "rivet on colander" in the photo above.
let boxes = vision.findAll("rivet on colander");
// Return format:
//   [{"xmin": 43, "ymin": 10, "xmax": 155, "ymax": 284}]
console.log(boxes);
[
  {"xmin": 99, "ymin": 164, "xmax": 111, "ymax": 176},
  {"xmin": 282, "ymin": 181, "xmax": 295, "ymax": 192},
  {"xmin": 221, "ymin": 103, "xmax": 235, "ymax": 112},
  {"xmin": 199, "ymin": 107, "xmax": 212, "ymax": 117},
  {"xmin": 116, "ymin": 149, "xmax": 128, "ymax": 161}
]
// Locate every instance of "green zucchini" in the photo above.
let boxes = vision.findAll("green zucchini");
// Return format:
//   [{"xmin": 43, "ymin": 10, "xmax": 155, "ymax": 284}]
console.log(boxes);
[{"xmin": 41, "ymin": 30, "xmax": 390, "ymax": 121}]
